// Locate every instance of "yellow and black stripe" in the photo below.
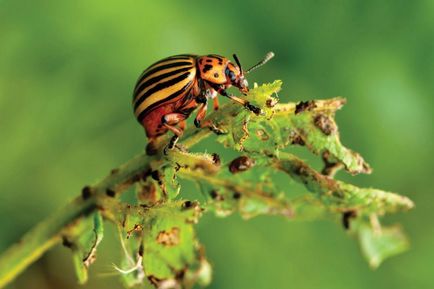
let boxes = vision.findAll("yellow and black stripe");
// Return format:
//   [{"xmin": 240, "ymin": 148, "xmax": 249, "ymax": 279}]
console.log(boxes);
[{"xmin": 133, "ymin": 54, "xmax": 198, "ymax": 123}]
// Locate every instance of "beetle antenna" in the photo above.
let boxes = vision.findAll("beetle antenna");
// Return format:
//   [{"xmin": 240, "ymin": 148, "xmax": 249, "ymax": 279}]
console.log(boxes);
[
  {"xmin": 246, "ymin": 52, "xmax": 275, "ymax": 74},
  {"xmin": 233, "ymin": 54, "xmax": 243, "ymax": 74}
]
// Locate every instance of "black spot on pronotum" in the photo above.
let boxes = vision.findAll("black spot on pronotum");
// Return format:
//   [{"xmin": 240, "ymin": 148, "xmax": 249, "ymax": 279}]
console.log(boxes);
[
  {"xmin": 206, "ymin": 59, "xmax": 212, "ymax": 63},
  {"xmin": 81, "ymin": 186, "xmax": 92, "ymax": 200},
  {"xmin": 295, "ymin": 100, "xmax": 317, "ymax": 114},
  {"xmin": 106, "ymin": 188, "xmax": 116, "ymax": 197},
  {"xmin": 203, "ymin": 64, "xmax": 213, "ymax": 73},
  {"xmin": 214, "ymin": 73, "xmax": 219, "ymax": 78},
  {"xmin": 342, "ymin": 210, "xmax": 357, "ymax": 230}
]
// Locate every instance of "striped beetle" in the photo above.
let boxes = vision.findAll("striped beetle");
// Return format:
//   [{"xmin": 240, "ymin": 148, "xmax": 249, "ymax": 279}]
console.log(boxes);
[{"xmin": 132, "ymin": 52, "xmax": 274, "ymax": 153}]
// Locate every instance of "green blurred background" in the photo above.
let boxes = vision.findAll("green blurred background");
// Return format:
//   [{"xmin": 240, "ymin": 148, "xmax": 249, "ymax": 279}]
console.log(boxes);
[{"xmin": 1, "ymin": 0, "xmax": 433, "ymax": 288}]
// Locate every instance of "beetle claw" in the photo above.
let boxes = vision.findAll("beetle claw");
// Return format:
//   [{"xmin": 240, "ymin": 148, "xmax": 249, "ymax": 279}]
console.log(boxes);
[
  {"xmin": 164, "ymin": 135, "xmax": 179, "ymax": 155},
  {"xmin": 245, "ymin": 102, "xmax": 262, "ymax": 115},
  {"xmin": 163, "ymin": 145, "xmax": 170, "ymax": 155}
]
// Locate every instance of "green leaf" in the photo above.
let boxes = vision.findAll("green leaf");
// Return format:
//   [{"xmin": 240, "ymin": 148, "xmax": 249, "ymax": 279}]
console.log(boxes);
[
  {"xmin": 216, "ymin": 80, "xmax": 282, "ymax": 151},
  {"xmin": 115, "ymin": 201, "xmax": 210, "ymax": 288},
  {"xmin": 356, "ymin": 219, "xmax": 409, "ymax": 268},
  {"xmin": 142, "ymin": 201, "xmax": 202, "ymax": 279}
]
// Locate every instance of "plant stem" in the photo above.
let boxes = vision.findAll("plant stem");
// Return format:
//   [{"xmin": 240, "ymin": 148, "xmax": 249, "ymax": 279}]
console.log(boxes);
[{"xmin": 274, "ymin": 153, "xmax": 414, "ymax": 214}]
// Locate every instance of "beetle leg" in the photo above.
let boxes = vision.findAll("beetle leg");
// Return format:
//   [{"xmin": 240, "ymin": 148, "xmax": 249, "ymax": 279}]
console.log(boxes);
[
  {"xmin": 179, "ymin": 119, "xmax": 186, "ymax": 131},
  {"xmin": 218, "ymin": 88, "xmax": 262, "ymax": 115},
  {"xmin": 162, "ymin": 113, "xmax": 187, "ymax": 153},
  {"xmin": 204, "ymin": 87, "xmax": 219, "ymax": 111},
  {"xmin": 193, "ymin": 98, "xmax": 208, "ymax": 128},
  {"xmin": 194, "ymin": 96, "xmax": 226, "ymax": 135},
  {"xmin": 213, "ymin": 97, "xmax": 219, "ymax": 111}
]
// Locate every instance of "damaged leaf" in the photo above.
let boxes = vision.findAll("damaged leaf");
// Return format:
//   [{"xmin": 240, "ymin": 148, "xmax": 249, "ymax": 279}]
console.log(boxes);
[
  {"xmin": 354, "ymin": 218, "xmax": 410, "ymax": 268},
  {"xmin": 67, "ymin": 212, "xmax": 104, "ymax": 284},
  {"xmin": 116, "ymin": 201, "xmax": 210, "ymax": 288}
]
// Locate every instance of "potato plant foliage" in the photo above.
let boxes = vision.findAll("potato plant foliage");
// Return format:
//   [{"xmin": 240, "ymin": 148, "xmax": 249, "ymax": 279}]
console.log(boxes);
[{"xmin": 0, "ymin": 81, "xmax": 413, "ymax": 289}]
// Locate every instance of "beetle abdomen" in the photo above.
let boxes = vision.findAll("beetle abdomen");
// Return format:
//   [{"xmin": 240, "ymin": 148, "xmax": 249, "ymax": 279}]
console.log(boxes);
[{"xmin": 133, "ymin": 55, "xmax": 198, "ymax": 124}]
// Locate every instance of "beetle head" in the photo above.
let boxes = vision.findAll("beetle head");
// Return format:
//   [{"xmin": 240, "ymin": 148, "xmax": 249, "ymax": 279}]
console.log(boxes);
[
  {"xmin": 225, "ymin": 58, "xmax": 249, "ymax": 94},
  {"xmin": 228, "ymin": 52, "xmax": 275, "ymax": 95}
]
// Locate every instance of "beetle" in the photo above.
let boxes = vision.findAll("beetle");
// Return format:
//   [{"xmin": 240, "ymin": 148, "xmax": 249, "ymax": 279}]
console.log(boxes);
[
  {"xmin": 229, "ymin": 156, "xmax": 255, "ymax": 174},
  {"xmin": 132, "ymin": 52, "xmax": 274, "ymax": 153}
]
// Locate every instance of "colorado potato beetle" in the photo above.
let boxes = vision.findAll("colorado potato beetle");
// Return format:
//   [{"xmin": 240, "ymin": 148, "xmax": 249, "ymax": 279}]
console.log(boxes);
[{"xmin": 132, "ymin": 52, "xmax": 274, "ymax": 153}]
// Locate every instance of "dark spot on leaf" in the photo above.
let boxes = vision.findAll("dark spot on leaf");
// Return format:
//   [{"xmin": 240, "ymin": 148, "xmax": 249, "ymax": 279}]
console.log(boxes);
[
  {"xmin": 110, "ymin": 168, "xmax": 119, "ymax": 175},
  {"xmin": 145, "ymin": 141, "xmax": 158, "ymax": 155},
  {"xmin": 182, "ymin": 200, "xmax": 193, "ymax": 209},
  {"xmin": 342, "ymin": 210, "xmax": 357, "ymax": 230},
  {"xmin": 233, "ymin": 191, "xmax": 242, "ymax": 199},
  {"xmin": 175, "ymin": 269, "xmax": 186, "ymax": 281},
  {"xmin": 156, "ymin": 227, "xmax": 180, "ymax": 246},
  {"xmin": 62, "ymin": 237, "xmax": 73, "ymax": 248},
  {"xmin": 141, "ymin": 168, "xmax": 153, "ymax": 181},
  {"xmin": 210, "ymin": 190, "xmax": 224, "ymax": 201},
  {"xmin": 127, "ymin": 224, "xmax": 143, "ymax": 239},
  {"xmin": 148, "ymin": 276, "xmax": 162, "ymax": 287},
  {"xmin": 321, "ymin": 150, "xmax": 342, "ymax": 177},
  {"xmin": 210, "ymin": 190, "xmax": 218, "ymax": 199},
  {"xmin": 211, "ymin": 153, "xmax": 221, "ymax": 165},
  {"xmin": 255, "ymin": 129, "xmax": 270, "ymax": 141},
  {"xmin": 295, "ymin": 100, "xmax": 317, "ymax": 114},
  {"xmin": 314, "ymin": 114, "xmax": 336, "ymax": 135},
  {"xmin": 106, "ymin": 188, "xmax": 116, "ymax": 197},
  {"xmin": 229, "ymin": 156, "xmax": 255, "ymax": 174},
  {"xmin": 151, "ymin": 170, "xmax": 161, "ymax": 181},
  {"xmin": 138, "ymin": 243, "xmax": 144, "ymax": 257},
  {"xmin": 293, "ymin": 164, "xmax": 310, "ymax": 178},
  {"xmin": 81, "ymin": 186, "xmax": 92, "ymax": 200},
  {"xmin": 288, "ymin": 131, "xmax": 305, "ymax": 146},
  {"xmin": 266, "ymin": 98, "xmax": 278, "ymax": 107}
]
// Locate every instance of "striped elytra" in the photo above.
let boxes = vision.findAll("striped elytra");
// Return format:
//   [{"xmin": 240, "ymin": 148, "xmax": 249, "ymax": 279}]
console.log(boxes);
[
  {"xmin": 132, "ymin": 52, "xmax": 274, "ymax": 153},
  {"xmin": 133, "ymin": 54, "xmax": 198, "ymax": 124}
]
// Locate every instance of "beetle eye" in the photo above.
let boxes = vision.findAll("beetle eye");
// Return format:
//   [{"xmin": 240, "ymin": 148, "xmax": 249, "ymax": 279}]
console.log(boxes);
[{"xmin": 225, "ymin": 68, "xmax": 236, "ymax": 81}]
